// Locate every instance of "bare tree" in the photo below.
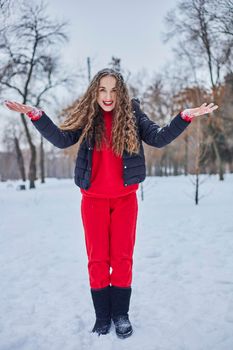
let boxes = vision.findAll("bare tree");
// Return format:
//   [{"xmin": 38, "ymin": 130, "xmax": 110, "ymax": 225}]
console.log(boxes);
[
  {"xmin": 0, "ymin": 0, "xmax": 13, "ymax": 13},
  {"xmin": 0, "ymin": 0, "xmax": 76, "ymax": 188},
  {"xmin": 109, "ymin": 56, "xmax": 121, "ymax": 72},
  {"xmin": 210, "ymin": 0, "xmax": 233, "ymax": 37},
  {"xmin": 163, "ymin": 0, "xmax": 233, "ymax": 181}
]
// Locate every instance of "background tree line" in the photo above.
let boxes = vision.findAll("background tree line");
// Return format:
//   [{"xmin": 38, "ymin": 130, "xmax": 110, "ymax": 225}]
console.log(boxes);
[{"xmin": 0, "ymin": 0, "xmax": 232, "ymax": 198}]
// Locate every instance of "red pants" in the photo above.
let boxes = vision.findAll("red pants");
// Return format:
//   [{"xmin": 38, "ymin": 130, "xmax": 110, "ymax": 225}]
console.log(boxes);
[{"xmin": 81, "ymin": 191, "xmax": 138, "ymax": 289}]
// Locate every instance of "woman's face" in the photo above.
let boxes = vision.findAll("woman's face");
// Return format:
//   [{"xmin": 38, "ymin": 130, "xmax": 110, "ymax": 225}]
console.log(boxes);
[{"xmin": 97, "ymin": 75, "xmax": 117, "ymax": 112}]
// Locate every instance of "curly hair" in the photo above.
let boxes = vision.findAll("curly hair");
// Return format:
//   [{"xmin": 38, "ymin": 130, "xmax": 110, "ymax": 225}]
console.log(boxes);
[{"xmin": 59, "ymin": 68, "xmax": 140, "ymax": 157}]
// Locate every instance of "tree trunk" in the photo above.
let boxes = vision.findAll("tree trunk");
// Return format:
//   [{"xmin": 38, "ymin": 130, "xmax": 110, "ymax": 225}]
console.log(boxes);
[
  {"xmin": 173, "ymin": 162, "xmax": 178, "ymax": 176},
  {"xmin": 164, "ymin": 155, "xmax": 168, "ymax": 176},
  {"xmin": 28, "ymin": 143, "xmax": 37, "ymax": 189},
  {"xmin": 40, "ymin": 135, "xmax": 45, "ymax": 183},
  {"xmin": 208, "ymin": 122, "xmax": 224, "ymax": 181},
  {"xmin": 184, "ymin": 134, "xmax": 189, "ymax": 175},
  {"xmin": 147, "ymin": 163, "xmax": 153, "ymax": 176},
  {"xmin": 195, "ymin": 173, "xmax": 199, "ymax": 205},
  {"xmin": 14, "ymin": 136, "xmax": 26, "ymax": 182},
  {"xmin": 20, "ymin": 113, "xmax": 37, "ymax": 189},
  {"xmin": 194, "ymin": 117, "xmax": 201, "ymax": 205},
  {"xmin": 212, "ymin": 137, "xmax": 224, "ymax": 180}
]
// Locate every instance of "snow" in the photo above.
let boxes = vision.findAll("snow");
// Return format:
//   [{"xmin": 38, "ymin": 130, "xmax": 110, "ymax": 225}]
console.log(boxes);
[{"xmin": 0, "ymin": 174, "xmax": 233, "ymax": 350}]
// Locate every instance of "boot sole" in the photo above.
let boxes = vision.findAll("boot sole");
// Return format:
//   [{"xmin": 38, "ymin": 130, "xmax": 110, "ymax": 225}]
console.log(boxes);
[{"xmin": 116, "ymin": 328, "xmax": 133, "ymax": 339}]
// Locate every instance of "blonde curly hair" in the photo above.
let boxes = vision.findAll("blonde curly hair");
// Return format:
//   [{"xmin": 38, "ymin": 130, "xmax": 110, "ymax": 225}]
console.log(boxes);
[{"xmin": 59, "ymin": 68, "xmax": 140, "ymax": 157}]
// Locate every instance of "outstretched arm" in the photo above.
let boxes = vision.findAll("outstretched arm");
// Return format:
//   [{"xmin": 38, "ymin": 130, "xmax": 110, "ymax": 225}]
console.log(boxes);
[
  {"xmin": 4, "ymin": 100, "xmax": 82, "ymax": 149},
  {"xmin": 133, "ymin": 99, "xmax": 218, "ymax": 148}
]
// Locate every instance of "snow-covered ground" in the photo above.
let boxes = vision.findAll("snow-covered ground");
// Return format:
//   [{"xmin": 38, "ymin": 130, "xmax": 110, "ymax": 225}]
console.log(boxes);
[{"xmin": 0, "ymin": 174, "xmax": 233, "ymax": 350}]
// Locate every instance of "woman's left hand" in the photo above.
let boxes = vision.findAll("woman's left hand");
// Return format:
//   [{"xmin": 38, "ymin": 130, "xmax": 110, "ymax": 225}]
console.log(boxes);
[
  {"xmin": 181, "ymin": 102, "xmax": 219, "ymax": 122},
  {"xmin": 182, "ymin": 102, "xmax": 219, "ymax": 118}
]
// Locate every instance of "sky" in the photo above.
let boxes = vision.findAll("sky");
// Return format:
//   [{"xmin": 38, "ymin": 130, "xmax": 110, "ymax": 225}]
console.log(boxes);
[
  {"xmin": 38, "ymin": 0, "xmax": 178, "ymax": 81},
  {"xmin": 1, "ymin": 0, "xmax": 180, "ymax": 151}
]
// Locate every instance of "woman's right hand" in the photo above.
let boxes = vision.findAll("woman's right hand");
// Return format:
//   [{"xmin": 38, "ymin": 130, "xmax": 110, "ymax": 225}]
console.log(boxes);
[
  {"xmin": 4, "ymin": 100, "xmax": 34, "ymax": 114},
  {"xmin": 4, "ymin": 100, "xmax": 43, "ymax": 120}
]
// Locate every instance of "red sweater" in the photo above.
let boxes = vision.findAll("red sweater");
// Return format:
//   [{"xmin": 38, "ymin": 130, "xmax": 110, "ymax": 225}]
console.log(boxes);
[{"xmin": 80, "ymin": 109, "xmax": 139, "ymax": 198}]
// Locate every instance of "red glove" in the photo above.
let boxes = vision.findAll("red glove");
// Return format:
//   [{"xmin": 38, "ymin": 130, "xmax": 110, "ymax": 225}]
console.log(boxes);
[
  {"xmin": 26, "ymin": 107, "xmax": 44, "ymax": 121},
  {"xmin": 180, "ymin": 109, "xmax": 195, "ymax": 122}
]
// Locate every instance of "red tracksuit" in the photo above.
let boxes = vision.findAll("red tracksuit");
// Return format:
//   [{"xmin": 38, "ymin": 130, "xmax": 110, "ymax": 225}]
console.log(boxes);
[
  {"xmin": 25, "ymin": 106, "xmax": 193, "ymax": 290},
  {"xmin": 80, "ymin": 110, "xmax": 139, "ymax": 289}
]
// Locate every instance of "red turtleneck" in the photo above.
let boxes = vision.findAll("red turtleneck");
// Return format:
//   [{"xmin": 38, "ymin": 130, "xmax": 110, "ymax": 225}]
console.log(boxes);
[{"xmin": 80, "ymin": 109, "xmax": 139, "ymax": 198}]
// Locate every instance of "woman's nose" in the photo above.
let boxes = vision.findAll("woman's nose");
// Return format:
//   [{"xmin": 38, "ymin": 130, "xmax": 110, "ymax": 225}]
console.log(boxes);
[{"xmin": 106, "ymin": 92, "xmax": 112, "ymax": 100}]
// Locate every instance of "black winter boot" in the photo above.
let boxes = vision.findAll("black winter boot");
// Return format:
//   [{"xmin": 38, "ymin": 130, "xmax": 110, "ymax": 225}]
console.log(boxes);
[
  {"xmin": 110, "ymin": 286, "xmax": 133, "ymax": 339},
  {"xmin": 90, "ymin": 285, "xmax": 112, "ymax": 336}
]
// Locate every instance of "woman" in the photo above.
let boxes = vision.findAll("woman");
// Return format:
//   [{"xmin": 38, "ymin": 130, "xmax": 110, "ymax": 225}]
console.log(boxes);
[{"xmin": 4, "ymin": 68, "xmax": 218, "ymax": 339}]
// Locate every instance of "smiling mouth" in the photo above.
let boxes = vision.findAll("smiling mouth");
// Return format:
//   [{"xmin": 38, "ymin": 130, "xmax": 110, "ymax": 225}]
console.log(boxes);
[{"xmin": 103, "ymin": 101, "xmax": 113, "ymax": 106}]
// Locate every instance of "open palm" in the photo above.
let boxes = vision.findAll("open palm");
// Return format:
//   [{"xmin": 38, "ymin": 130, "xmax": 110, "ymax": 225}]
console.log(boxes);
[
  {"xmin": 3, "ymin": 100, "xmax": 33, "ymax": 114},
  {"xmin": 184, "ymin": 102, "xmax": 218, "ymax": 117}
]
